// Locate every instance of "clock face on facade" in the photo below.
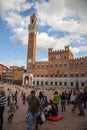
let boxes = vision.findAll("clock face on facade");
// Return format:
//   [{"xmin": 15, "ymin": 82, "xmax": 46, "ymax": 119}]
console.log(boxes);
[
  {"xmin": 56, "ymin": 55, "xmax": 60, "ymax": 59},
  {"xmin": 28, "ymin": 58, "xmax": 32, "ymax": 63}
]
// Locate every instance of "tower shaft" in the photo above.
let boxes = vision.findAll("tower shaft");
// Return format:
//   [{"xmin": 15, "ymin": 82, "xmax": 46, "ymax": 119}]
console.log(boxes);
[{"xmin": 27, "ymin": 14, "xmax": 37, "ymax": 69}]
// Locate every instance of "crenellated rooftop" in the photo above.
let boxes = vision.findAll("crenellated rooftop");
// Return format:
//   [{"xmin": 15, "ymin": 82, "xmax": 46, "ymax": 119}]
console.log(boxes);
[
  {"xmin": 48, "ymin": 45, "xmax": 70, "ymax": 53},
  {"xmin": 70, "ymin": 56, "xmax": 87, "ymax": 62}
]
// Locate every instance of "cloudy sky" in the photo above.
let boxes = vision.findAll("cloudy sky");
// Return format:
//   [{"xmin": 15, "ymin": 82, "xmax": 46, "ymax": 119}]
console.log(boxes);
[{"xmin": 0, "ymin": 0, "xmax": 87, "ymax": 68}]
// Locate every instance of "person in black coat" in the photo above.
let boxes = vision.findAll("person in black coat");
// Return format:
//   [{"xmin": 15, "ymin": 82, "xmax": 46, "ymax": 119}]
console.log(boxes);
[
  {"xmin": 60, "ymin": 92, "xmax": 66, "ymax": 111},
  {"xmin": 75, "ymin": 91, "xmax": 85, "ymax": 116},
  {"xmin": 83, "ymin": 89, "xmax": 87, "ymax": 109}
]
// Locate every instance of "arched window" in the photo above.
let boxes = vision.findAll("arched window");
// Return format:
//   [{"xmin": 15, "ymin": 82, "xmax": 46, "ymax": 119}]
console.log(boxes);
[
  {"xmin": 81, "ymin": 82, "xmax": 84, "ymax": 87},
  {"xmin": 75, "ymin": 62, "xmax": 78, "ymax": 67},
  {"xmin": 76, "ymin": 73, "xmax": 79, "ymax": 77},
  {"xmin": 45, "ymin": 82, "xmax": 48, "ymax": 85},
  {"xmin": 37, "ymin": 81, "xmax": 39, "ymax": 86},
  {"xmin": 55, "ymin": 82, "xmax": 57, "ymax": 86},
  {"xmin": 64, "ymin": 73, "xmax": 67, "ymax": 77},
  {"xmin": 64, "ymin": 55, "xmax": 67, "ymax": 59},
  {"xmin": 81, "ymin": 73, "xmax": 85, "ymax": 77},
  {"xmin": 41, "ymin": 81, "xmax": 43, "ymax": 86},
  {"xmin": 50, "ymin": 82, "xmax": 53, "ymax": 85},
  {"xmin": 64, "ymin": 64, "xmax": 67, "ymax": 67},
  {"xmin": 70, "ymin": 73, "xmax": 73, "ymax": 77},
  {"xmin": 70, "ymin": 63, "xmax": 73, "ymax": 67},
  {"xmin": 71, "ymin": 82, "xmax": 73, "ymax": 86},
  {"xmin": 32, "ymin": 19, "xmax": 34, "ymax": 23},
  {"xmin": 59, "ymin": 82, "xmax": 62, "ymax": 86},
  {"xmin": 64, "ymin": 82, "xmax": 67, "ymax": 86}
]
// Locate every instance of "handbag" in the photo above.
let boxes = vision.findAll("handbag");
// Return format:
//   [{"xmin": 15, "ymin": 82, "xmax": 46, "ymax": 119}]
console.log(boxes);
[
  {"xmin": 37, "ymin": 112, "xmax": 45, "ymax": 125},
  {"xmin": 37, "ymin": 115, "xmax": 43, "ymax": 125},
  {"xmin": 41, "ymin": 112, "xmax": 45, "ymax": 122}
]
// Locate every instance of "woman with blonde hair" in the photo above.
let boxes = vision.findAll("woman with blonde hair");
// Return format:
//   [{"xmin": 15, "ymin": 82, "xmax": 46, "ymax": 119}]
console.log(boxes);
[{"xmin": 0, "ymin": 89, "xmax": 6, "ymax": 130}]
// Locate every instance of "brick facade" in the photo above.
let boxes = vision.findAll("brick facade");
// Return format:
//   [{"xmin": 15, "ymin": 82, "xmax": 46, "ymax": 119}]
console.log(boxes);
[
  {"xmin": 0, "ymin": 64, "xmax": 8, "ymax": 82},
  {"xmin": 3, "ymin": 66, "xmax": 25, "ymax": 85},
  {"xmin": 26, "ymin": 14, "xmax": 87, "ymax": 88}
]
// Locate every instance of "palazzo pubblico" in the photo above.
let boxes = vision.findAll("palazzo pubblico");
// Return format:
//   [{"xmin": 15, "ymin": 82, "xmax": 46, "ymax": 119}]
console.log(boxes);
[{"xmin": 23, "ymin": 14, "xmax": 87, "ymax": 89}]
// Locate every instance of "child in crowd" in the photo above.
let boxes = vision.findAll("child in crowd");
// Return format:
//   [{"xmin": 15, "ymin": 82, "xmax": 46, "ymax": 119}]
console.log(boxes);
[
  {"xmin": 43, "ymin": 103, "xmax": 52, "ymax": 118},
  {"xmin": 43, "ymin": 99, "xmax": 58, "ymax": 118},
  {"xmin": 7, "ymin": 103, "xmax": 15, "ymax": 123},
  {"xmin": 49, "ymin": 104, "xmax": 58, "ymax": 116}
]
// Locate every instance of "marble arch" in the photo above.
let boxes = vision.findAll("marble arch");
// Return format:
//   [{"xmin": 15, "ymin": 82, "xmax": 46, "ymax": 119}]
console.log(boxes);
[{"xmin": 23, "ymin": 73, "xmax": 33, "ymax": 87}]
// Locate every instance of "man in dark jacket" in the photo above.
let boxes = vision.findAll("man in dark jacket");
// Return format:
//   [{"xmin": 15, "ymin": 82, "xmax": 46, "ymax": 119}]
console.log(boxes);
[
  {"xmin": 83, "ymin": 89, "xmax": 87, "ymax": 109},
  {"xmin": 75, "ymin": 90, "xmax": 85, "ymax": 116},
  {"xmin": 60, "ymin": 92, "xmax": 66, "ymax": 111},
  {"xmin": 27, "ymin": 90, "xmax": 41, "ymax": 130}
]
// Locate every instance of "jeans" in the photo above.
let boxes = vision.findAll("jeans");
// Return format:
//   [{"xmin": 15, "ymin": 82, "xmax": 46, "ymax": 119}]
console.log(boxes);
[
  {"xmin": 84, "ymin": 100, "xmax": 87, "ymax": 109},
  {"xmin": 77, "ymin": 102, "xmax": 85, "ymax": 115},
  {"xmin": 61, "ymin": 101, "xmax": 66, "ymax": 111},
  {"xmin": 27, "ymin": 111, "xmax": 38, "ymax": 130}
]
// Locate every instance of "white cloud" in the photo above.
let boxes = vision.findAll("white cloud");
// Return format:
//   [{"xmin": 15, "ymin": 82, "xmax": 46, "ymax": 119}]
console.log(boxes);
[
  {"xmin": 78, "ymin": 46, "xmax": 87, "ymax": 52},
  {"xmin": 10, "ymin": 29, "xmax": 28, "ymax": 46},
  {"xmin": 35, "ymin": 0, "xmax": 87, "ymax": 34},
  {"xmin": 34, "ymin": 0, "xmax": 87, "ymax": 57},
  {"xmin": 3, "ymin": 11, "xmax": 30, "ymax": 29},
  {"xmin": 37, "ymin": 32, "xmax": 55, "ymax": 52},
  {"xmin": 7, "ymin": 60, "xmax": 26, "ymax": 68},
  {"xmin": 37, "ymin": 32, "xmax": 66, "ymax": 53},
  {"xmin": 0, "ymin": 58, "xmax": 26, "ymax": 68},
  {"xmin": 0, "ymin": 0, "xmax": 33, "ymax": 47},
  {"xmin": 0, "ymin": 0, "xmax": 32, "ymax": 15},
  {"xmin": 70, "ymin": 46, "xmax": 79, "ymax": 54},
  {"xmin": 64, "ymin": 0, "xmax": 87, "ymax": 16},
  {"xmin": 0, "ymin": 0, "xmax": 87, "ymax": 61},
  {"xmin": 37, "ymin": 32, "xmax": 86, "ymax": 55}
]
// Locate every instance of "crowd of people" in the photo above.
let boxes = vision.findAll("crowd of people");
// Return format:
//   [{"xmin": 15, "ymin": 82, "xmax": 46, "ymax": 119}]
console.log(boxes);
[{"xmin": 0, "ymin": 86, "xmax": 87, "ymax": 130}]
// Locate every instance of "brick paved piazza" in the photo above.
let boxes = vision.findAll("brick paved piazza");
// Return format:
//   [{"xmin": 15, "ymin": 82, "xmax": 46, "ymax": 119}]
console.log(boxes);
[{"xmin": 1, "ymin": 84, "xmax": 87, "ymax": 130}]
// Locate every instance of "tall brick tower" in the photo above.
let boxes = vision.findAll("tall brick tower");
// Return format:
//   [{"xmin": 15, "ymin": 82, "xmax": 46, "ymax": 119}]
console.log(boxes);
[{"xmin": 27, "ymin": 13, "xmax": 37, "ymax": 68}]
